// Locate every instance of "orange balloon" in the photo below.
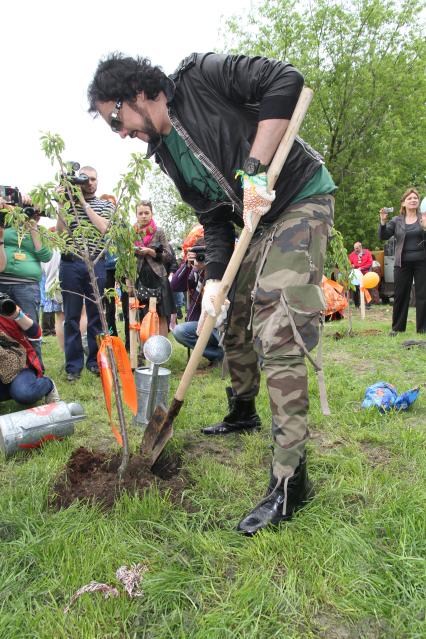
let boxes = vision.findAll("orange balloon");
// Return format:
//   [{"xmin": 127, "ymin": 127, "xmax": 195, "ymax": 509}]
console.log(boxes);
[{"xmin": 363, "ymin": 271, "xmax": 380, "ymax": 289}]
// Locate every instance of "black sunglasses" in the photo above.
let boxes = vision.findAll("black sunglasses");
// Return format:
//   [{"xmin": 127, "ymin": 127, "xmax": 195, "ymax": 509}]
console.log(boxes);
[{"xmin": 110, "ymin": 99, "xmax": 123, "ymax": 133}]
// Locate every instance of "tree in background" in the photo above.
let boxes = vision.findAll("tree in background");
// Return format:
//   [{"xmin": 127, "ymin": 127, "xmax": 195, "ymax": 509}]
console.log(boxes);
[
  {"xmin": 224, "ymin": 0, "xmax": 426, "ymax": 249},
  {"xmin": 146, "ymin": 168, "xmax": 197, "ymax": 248}
]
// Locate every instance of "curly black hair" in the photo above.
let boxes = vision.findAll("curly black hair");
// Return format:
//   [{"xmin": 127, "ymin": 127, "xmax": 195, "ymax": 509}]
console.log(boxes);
[{"xmin": 87, "ymin": 52, "xmax": 168, "ymax": 113}]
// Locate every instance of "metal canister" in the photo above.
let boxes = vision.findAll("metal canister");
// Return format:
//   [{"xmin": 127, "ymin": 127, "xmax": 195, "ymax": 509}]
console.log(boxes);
[
  {"xmin": 0, "ymin": 401, "xmax": 86, "ymax": 458},
  {"xmin": 134, "ymin": 366, "xmax": 170, "ymax": 425}
]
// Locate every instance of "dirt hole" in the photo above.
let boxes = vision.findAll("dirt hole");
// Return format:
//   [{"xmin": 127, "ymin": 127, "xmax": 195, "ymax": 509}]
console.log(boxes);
[{"xmin": 50, "ymin": 446, "xmax": 187, "ymax": 510}]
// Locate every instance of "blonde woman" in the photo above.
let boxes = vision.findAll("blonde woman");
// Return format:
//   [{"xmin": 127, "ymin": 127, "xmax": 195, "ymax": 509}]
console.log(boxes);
[{"xmin": 379, "ymin": 188, "xmax": 426, "ymax": 334}]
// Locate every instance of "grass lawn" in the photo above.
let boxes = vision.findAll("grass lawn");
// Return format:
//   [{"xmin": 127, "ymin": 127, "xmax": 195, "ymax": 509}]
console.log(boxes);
[{"xmin": 1, "ymin": 305, "xmax": 425, "ymax": 638}]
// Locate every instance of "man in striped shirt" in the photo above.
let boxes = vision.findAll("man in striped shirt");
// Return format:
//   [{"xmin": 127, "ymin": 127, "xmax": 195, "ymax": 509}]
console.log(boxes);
[{"xmin": 57, "ymin": 166, "xmax": 113, "ymax": 382}]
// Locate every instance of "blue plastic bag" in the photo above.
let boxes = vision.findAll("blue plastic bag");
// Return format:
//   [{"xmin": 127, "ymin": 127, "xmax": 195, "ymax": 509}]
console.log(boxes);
[{"xmin": 362, "ymin": 382, "xmax": 419, "ymax": 413}]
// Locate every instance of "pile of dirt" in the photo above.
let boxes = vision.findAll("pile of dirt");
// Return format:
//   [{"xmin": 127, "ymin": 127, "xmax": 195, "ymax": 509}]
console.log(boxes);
[
  {"xmin": 50, "ymin": 446, "xmax": 187, "ymax": 510},
  {"xmin": 330, "ymin": 328, "xmax": 382, "ymax": 340}
]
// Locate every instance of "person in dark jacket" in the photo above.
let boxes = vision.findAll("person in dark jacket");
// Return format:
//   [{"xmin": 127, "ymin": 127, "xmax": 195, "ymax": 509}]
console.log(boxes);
[
  {"xmin": 88, "ymin": 52, "xmax": 336, "ymax": 535},
  {"xmin": 379, "ymin": 188, "xmax": 426, "ymax": 335}
]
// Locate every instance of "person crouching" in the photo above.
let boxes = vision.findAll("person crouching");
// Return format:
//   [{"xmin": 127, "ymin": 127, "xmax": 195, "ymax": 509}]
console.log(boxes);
[{"xmin": 0, "ymin": 293, "xmax": 60, "ymax": 405}]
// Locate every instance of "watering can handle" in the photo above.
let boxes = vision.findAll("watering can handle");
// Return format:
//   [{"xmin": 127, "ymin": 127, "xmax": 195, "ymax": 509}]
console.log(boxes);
[
  {"xmin": 174, "ymin": 87, "xmax": 314, "ymax": 402},
  {"xmin": 146, "ymin": 362, "xmax": 160, "ymax": 420}
]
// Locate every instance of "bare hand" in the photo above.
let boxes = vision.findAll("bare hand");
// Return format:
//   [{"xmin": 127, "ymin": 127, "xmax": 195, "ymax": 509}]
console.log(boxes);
[
  {"xmin": 187, "ymin": 250, "xmax": 203, "ymax": 270},
  {"xmin": 379, "ymin": 208, "xmax": 388, "ymax": 224},
  {"xmin": 21, "ymin": 194, "xmax": 32, "ymax": 206},
  {"xmin": 0, "ymin": 197, "xmax": 13, "ymax": 211},
  {"xmin": 135, "ymin": 246, "xmax": 155, "ymax": 257}
]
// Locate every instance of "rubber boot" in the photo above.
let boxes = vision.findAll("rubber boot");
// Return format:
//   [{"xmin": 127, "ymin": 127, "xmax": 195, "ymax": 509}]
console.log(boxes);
[
  {"xmin": 237, "ymin": 454, "xmax": 314, "ymax": 536},
  {"xmin": 202, "ymin": 387, "xmax": 261, "ymax": 435}
]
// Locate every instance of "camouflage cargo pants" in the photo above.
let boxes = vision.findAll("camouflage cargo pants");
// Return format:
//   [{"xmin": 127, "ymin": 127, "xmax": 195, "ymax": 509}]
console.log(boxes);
[{"xmin": 224, "ymin": 195, "xmax": 334, "ymax": 480}]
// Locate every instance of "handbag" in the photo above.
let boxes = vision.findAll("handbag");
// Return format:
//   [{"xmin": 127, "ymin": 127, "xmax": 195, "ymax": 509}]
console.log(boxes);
[
  {"xmin": 0, "ymin": 333, "xmax": 27, "ymax": 384},
  {"xmin": 136, "ymin": 284, "xmax": 162, "ymax": 304}
]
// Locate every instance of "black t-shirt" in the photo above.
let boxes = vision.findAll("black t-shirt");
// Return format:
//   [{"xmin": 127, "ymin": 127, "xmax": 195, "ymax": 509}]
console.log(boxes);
[{"xmin": 402, "ymin": 221, "xmax": 426, "ymax": 262}]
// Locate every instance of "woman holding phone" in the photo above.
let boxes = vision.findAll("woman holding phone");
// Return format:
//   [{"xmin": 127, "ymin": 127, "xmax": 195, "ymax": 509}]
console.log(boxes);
[{"xmin": 379, "ymin": 188, "xmax": 426, "ymax": 335}]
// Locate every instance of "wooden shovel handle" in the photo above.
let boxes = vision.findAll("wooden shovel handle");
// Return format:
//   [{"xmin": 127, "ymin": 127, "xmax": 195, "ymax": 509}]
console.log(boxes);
[{"xmin": 175, "ymin": 87, "xmax": 314, "ymax": 402}]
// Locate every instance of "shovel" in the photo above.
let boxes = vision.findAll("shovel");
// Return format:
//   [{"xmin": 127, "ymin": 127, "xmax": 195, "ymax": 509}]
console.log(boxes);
[{"xmin": 141, "ymin": 87, "xmax": 314, "ymax": 465}]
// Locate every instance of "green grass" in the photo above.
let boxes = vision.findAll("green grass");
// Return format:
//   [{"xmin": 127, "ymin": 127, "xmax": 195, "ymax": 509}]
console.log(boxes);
[{"xmin": 1, "ymin": 305, "xmax": 425, "ymax": 638}]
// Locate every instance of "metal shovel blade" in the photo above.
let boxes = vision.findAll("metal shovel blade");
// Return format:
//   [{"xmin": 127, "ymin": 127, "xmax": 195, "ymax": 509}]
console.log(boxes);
[{"xmin": 140, "ymin": 398, "xmax": 183, "ymax": 465}]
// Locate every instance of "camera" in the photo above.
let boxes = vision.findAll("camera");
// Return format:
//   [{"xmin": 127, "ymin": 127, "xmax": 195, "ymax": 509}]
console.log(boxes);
[
  {"xmin": 383, "ymin": 207, "xmax": 394, "ymax": 214},
  {"xmin": 0, "ymin": 292, "xmax": 17, "ymax": 317},
  {"xmin": 190, "ymin": 245, "xmax": 206, "ymax": 263},
  {"xmin": 0, "ymin": 185, "xmax": 21, "ymax": 206},
  {"xmin": 58, "ymin": 161, "xmax": 89, "ymax": 204},
  {"xmin": 63, "ymin": 161, "xmax": 89, "ymax": 187},
  {"xmin": 0, "ymin": 185, "xmax": 41, "ymax": 227}
]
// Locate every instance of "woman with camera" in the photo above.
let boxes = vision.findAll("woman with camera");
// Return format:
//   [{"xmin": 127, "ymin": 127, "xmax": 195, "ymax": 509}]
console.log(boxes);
[
  {"xmin": 0, "ymin": 195, "xmax": 52, "ymax": 364},
  {"xmin": 133, "ymin": 200, "xmax": 175, "ymax": 337},
  {"xmin": 379, "ymin": 188, "xmax": 426, "ymax": 335},
  {"xmin": 0, "ymin": 294, "xmax": 60, "ymax": 405}
]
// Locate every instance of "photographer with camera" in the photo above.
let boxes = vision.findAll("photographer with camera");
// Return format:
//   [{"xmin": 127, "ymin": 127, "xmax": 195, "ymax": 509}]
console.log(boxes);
[
  {"xmin": 0, "ymin": 191, "xmax": 52, "ymax": 365},
  {"xmin": 0, "ymin": 292, "xmax": 60, "ymax": 405},
  {"xmin": 56, "ymin": 165, "xmax": 113, "ymax": 382},
  {"xmin": 171, "ymin": 240, "xmax": 224, "ymax": 367},
  {"xmin": 379, "ymin": 188, "xmax": 426, "ymax": 335}
]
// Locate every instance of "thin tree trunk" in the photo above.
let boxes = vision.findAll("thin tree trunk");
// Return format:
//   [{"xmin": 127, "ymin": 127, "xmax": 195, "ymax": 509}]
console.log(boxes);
[{"xmin": 85, "ymin": 257, "xmax": 130, "ymax": 479}]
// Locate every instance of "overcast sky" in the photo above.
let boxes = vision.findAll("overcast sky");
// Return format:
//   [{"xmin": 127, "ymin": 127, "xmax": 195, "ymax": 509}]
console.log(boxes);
[{"xmin": 2, "ymin": 0, "xmax": 249, "ymax": 197}]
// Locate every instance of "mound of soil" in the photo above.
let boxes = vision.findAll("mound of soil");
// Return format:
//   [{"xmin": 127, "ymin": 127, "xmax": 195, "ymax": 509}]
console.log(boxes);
[
  {"xmin": 50, "ymin": 446, "xmax": 187, "ymax": 510},
  {"xmin": 330, "ymin": 328, "xmax": 382, "ymax": 340}
]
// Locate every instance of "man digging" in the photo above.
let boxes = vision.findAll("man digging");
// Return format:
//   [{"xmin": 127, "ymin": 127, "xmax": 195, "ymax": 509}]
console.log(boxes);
[{"xmin": 88, "ymin": 52, "xmax": 336, "ymax": 535}]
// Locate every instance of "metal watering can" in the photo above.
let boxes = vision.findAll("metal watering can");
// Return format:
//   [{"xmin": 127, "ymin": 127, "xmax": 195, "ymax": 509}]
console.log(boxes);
[
  {"xmin": 134, "ymin": 336, "xmax": 172, "ymax": 426},
  {"xmin": 0, "ymin": 401, "xmax": 86, "ymax": 458}
]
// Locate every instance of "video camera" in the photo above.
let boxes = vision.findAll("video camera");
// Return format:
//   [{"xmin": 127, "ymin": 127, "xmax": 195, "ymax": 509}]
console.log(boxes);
[
  {"xmin": 0, "ymin": 292, "xmax": 17, "ymax": 317},
  {"xmin": 190, "ymin": 245, "xmax": 206, "ymax": 263},
  {"xmin": 383, "ymin": 207, "xmax": 394, "ymax": 214},
  {"xmin": 0, "ymin": 185, "xmax": 41, "ymax": 227},
  {"xmin": 62, "ymin": 161, "xmax": 89, "ymax": 188},
  {"xmin": 58, "ymin": 161, "xmax": 89, "ymax": 204}
]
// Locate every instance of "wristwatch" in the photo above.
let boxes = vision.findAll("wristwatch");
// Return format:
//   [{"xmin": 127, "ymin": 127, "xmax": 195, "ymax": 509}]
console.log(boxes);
[{"xmin": 243, "ymin": 157, "xmax": 268, "ymax": 176}]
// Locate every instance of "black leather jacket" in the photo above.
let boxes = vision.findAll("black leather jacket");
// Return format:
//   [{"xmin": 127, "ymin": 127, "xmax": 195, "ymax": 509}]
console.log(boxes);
[
  {"xmin": 379, "ymin": 214, "xmax": 426, "ymax": 267},
  {"xmin": 147, "ymin": 52, "xmax": 324, "ymax": 279}
]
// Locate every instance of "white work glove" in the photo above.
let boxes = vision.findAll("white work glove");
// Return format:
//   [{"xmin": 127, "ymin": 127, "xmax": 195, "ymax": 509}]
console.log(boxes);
[
  {"xmin": 240, "ymin": 172, "xmax": 276, "ymax": 232},
  {"xmin": 196, "ymin": 279, "xmax": 230, "ymax": 336}
]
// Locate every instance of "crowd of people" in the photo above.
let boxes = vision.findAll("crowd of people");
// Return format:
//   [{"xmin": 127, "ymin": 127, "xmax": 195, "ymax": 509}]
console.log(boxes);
[
  {"xmin": 0, "ymin": 175, "xmax": 218, "ymax": 407},
  {"xmin": 1, "ymin": 49, "xmax": 425, "ymax": 536}
]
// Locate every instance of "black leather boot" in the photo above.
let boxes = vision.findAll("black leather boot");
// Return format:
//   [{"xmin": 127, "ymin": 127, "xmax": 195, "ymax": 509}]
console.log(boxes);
[
  {"xmin": 202, "ymin": 387, "xmax": 261, "ymax": 435},
  {"xmin": 237, "ymin": 455, "xmax": 314, "ymax": 536}
]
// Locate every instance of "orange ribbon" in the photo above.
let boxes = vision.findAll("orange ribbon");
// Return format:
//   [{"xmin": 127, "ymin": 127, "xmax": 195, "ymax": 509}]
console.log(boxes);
[
  {"xmin": 97, "ymin": 335, "xmax": 138, "ymax": 447},
  {"xmin": 360, "ymin": 286, "xmax": 372, "ymax": 304},
  {"xmin": 139, "ymin": 300, "xmax": 159, "ymax": 343},
  {"xmin": 130, "ymin": 300, "xmax": 145, "ymax": 310}
]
